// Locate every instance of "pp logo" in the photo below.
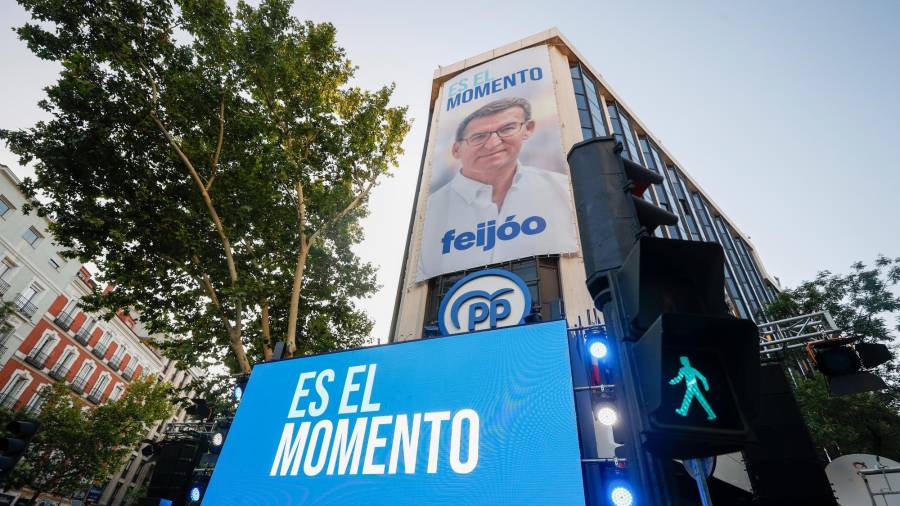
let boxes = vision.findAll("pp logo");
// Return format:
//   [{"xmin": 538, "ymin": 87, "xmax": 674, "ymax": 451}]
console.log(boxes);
[{"xmin": 438, "ymin": 269, "xmax": 532, "ymax": 336}]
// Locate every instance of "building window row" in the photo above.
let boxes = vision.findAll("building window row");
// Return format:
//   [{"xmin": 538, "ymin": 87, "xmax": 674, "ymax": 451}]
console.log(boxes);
[
  {"xmin": 570, "ymin": 64, "xmax": 608, "ymax": 140},
  {"xmin": 567, "ymin": 61, "xmax": 778, "ymax": 322}
]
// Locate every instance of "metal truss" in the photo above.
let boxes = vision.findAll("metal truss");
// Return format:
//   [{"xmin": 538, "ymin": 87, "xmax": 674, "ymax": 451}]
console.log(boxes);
[
  {"xmin": 757, "ymin": 311, "xmax": 841, "ymax": 354},
  {"xmin": 163, "ymin": 421, "xmax": 217, "ymax": 440}
]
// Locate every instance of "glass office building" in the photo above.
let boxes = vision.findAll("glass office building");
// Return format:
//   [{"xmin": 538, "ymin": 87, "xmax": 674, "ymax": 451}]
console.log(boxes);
[{"xmin": 390, "ymin": 28, "xmax": 779, "ymax": 342}]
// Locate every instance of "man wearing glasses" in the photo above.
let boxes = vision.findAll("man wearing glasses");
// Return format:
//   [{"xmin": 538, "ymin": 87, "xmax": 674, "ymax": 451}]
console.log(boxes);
[{"xmin": 417, "ymin": 97, "xmax": 577, "ymax": 280}]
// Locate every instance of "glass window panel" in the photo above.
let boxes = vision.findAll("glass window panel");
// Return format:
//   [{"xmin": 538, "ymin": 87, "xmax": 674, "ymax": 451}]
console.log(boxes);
[
  {"xmin": 572, "ymin": 78, "xmax": 585, "ymax": 95},
  {"xmin": 578, "ymin": 109, "xmax": 593, "ymax": 130},
  {"xmin": 575, "ymin": 94, "xmax": 589, "ymax": 110},
  {"xmin": 582, "ymin": 128, "xmax": 595, "ymax": 140}
]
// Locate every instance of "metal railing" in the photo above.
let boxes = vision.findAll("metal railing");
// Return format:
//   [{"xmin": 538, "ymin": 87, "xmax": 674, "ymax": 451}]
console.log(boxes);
[
  {"xmin": 123, "ymin": 367, "xmax": 136, "ymax": 380},
  {"xmin": 13, "ymin": 294, "xmax": 38, "ymax": 318},
  {"xmin": 859, "ymin": 464, "xmax": 900, "ymax": 505},
  {"xmin": 0, "ymin": 392, "xmax": 18, "ymax": 410},
  {"xmin": 70, "ymin": 377, "xmax": 88, "ymax": 394},
  {"xmin": 87, "ymin": 388, "xmax": 104, "ymax": 404},
  {"xmin": 74, "ymin": 327, "xmax": 92, "ymax": 345},
  {"xmin": 0, "ymin": 278, "xmax": 10, "ymax": 296},
  {"xmin": 91, "ymin": 345, "xmax": 108, "ymax": 358},
  {"xmin": 49, "ymin": 364, "xmax": 70, "ymax": 381},
  {"xmin": 54, "ymin": 311, "xmax": 75, "ymax": 331},
  {"xmin": 25, "ymin": 351, "xmax": 51, "ymax": 369},
  {"xmin": 108, "ymin": 356, "xmax": 123, "ymax": 370}
]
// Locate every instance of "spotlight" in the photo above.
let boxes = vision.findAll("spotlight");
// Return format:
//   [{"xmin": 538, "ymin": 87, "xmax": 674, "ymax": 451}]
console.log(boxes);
[
  {"xmin": 211, "ymin": 432, "xmax": 224, "ymax": 447},
  {"xmin": 188, "ymin": 484, "xmax": 203, "ymax": 503},
  {"xmin": 610, "ymin": 485, "xmax": 633, "ymax": 506},
  {"xmin": 233, "ymin": 384, "xmax": 243, "ymax": 402},
  {"xmin": 596, "ymin": 405, "xmax": 618, "ymax": 426},
  {"xmin": 588, "ymin": 340, "xmax": 608, "ymax": 359}
]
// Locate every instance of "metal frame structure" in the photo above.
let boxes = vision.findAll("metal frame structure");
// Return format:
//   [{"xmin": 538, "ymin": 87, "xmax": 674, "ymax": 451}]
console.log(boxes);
[{"xmin": 758, "ymin": 311, "xmax": 840, "ymax": 354}]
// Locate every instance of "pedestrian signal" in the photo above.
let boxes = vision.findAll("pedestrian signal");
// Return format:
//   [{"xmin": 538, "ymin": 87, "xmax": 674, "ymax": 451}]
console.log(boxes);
[
  {"xmin": 669, "ymin": 356, "xmax": 716, "ymax": 421},
  {"xmin": 631, "ymin": 313, "xmax": 759, "ymax": 458}
]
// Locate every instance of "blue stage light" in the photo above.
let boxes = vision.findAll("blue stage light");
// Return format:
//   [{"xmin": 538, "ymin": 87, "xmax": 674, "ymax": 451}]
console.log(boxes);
[
  {"xmin": 589, "ymin": 340, "xmax": 608, "ymax": 359},
  {"xmin": 610, "ymin": 485, "xmax": 633, "ymax": 506}
]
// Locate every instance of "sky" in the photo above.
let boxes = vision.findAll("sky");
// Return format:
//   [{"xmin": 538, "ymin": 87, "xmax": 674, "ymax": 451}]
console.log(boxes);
[{"xmin": 2, "ymin": 0, "xmax": 899, "ymax": 343}]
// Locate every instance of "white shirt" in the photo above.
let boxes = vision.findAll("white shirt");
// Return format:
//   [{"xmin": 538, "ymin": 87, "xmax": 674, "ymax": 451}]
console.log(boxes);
[{"xmin": 417, "ymin": 163, "xmax": 578, "ymax": 281}]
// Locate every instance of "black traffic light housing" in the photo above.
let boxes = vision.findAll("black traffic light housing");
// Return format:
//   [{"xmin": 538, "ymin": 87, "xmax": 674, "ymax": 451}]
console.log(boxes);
[
  {"xmin": 617, "ymin": 237, "xmax": 730, "ymax": 333},
  {"xmin": 0, "ymin": 419, "xmax": 41, "ymax": 485},
  {"xmin": 807, "ymin": 338, "xmax": 890, "ymax": 396},
  {"xmin": 568, "ymin": 136, "xmax": 678, "ymax": 297}
]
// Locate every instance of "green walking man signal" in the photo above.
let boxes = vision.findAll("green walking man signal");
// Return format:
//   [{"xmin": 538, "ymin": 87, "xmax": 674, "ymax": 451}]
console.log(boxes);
[{"xmin": 669, "ymin": 356, "xmax": 717, "ymax": 421}]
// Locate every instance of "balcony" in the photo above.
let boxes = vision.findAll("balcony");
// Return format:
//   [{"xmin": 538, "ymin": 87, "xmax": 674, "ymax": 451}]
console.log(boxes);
[
  {"xmin": 123, "ymin": 367, "xmax": 135, "ymax": 380},
  {"xmin": 25, "ymin": 351, "xmax": 51, "ymax": 369},
  {"xmin": 108, "ymin": 357, "xmax": 122, "ymax": 370},
  {"xmin": 49, "ymin": 365, "xmax": 69, "ymax": 381},
  {"xmin": 0, "ymin": 278, "xmax": 9, "ymax": 296},
  {"xmin": 13, "ymin": 294, "xmax": 38, "ymax": 319},
  {"xmin": 91, "ymin": 345, "xmax": 108, "ymax": 359},
  {"xmin": 54, "ymin": 311, "xmax": 75, "ymax": 331},
  {"xmin": 70, "ymin": 377, "xmax": 88, "ymax": 394},
  {"xmin": 86, "ymin": 389, "xmax": 103, "ymax": 404},
  {"xmin": 74, "ymin": 327, "xmax": 91, "ymax": 346},
  {"xmin": 0, "ymin": 392, "xmax": 17, "ymax": 410}
]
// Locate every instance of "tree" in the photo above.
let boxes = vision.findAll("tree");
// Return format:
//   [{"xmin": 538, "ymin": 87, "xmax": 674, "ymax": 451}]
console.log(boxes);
[
  {"xmin": 1, "ymin": 0, "xmax": 410, "ymax": 373},
  {"xmin": 6, "ymin": 377, "xmax": 172, "ymax": 501},
  {"xmin": 764, "ymin": 255, "xmax": 900, "ymax": 459}
]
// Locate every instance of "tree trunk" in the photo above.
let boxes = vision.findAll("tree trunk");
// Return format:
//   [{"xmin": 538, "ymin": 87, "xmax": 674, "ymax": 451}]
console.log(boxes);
[
  {"xmin": 285, "ymin": 243, "xmax": 310, "ymax": 358},
  {"xmin": 229, "ymin": 326, "xmax": 251, "ymax": 373},
  {"xmin": 260, "ymin": 299, "xmax": 273, "ymax": 361}
]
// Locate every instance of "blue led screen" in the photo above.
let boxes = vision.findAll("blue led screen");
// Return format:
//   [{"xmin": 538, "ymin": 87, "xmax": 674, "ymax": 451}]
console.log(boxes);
[{"xmin": 203, "ymin": 320, "xmax": 584, "ymax": 505}]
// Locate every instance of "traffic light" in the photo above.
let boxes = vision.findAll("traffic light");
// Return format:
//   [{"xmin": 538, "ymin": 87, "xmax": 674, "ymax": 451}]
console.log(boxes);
[
  {"xmin": 807, "ymin": 338, "xmax": 890, "ymax": 396},
  {"xmin": 570, "ymin": 137, "xmax": 760, "ymax": 484},
  {"xmin": 632, "ymin": 313, "xmax": 759, "ymax": 457},
  {"xmin": 568, "ymin": 136, "xmax": 678, "ymax": 297},
  {"xmin": 0, "ymin": 419, "xmax": 41, "ymax": 485}
]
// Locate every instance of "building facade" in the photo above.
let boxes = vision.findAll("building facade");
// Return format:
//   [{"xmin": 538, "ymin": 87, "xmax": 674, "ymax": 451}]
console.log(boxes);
[
  {"xmin": 0, "ymin": 164, "xmax": 198, "ymax": 506},
  {"xmin": 390, "ymin": 28, "xmax": 780, "ymax": 342}
]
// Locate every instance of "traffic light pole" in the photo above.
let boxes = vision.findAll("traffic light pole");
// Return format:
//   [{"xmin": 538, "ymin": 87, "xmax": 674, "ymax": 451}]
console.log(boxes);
[{"xmin": 596, "ymin": 273, "xmax": 675, "ymax": 506}]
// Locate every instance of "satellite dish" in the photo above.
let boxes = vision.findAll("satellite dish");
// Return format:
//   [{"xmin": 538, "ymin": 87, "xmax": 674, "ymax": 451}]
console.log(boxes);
[{"xmin": 827, "ymin": 453, "xmax": 900, "ymax": 505}]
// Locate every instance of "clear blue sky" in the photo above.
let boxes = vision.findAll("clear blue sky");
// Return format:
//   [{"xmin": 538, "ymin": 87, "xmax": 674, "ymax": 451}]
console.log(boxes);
[{"xmin": 2, "ymin": 0, "xmax": 899, "ymax": 341}]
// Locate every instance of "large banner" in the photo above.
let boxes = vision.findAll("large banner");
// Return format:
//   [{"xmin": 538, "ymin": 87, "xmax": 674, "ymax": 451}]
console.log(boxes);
[
  {"xmin": 416, "ymin": 45, "xmax": 578, "ymax": 281},
  {"xmin": 204, "ymin": 321, "xmax": 585, "ymax": 505}
]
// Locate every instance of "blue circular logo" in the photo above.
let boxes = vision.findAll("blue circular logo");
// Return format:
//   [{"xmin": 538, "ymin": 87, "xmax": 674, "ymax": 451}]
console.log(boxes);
[{"xmin": 437, "ymin": 269, "xmax": 532, "ymax": 335}]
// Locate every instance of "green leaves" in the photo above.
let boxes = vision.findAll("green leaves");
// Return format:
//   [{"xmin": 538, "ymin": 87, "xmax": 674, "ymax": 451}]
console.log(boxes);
[
  {"xmin": 4, "ymin": 0, "xmax": 410, "ymax": 373},
  {"xmin": 764, "ymin": 255, "xmax": 900, "ymax": 459},
  {"xmin": 6, "ymin": 378, "xmax": 172, "ymax": 498}
]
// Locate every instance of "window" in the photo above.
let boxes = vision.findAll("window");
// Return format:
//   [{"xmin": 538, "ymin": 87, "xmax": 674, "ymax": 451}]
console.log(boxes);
[
  {"xmin": 24, "ymin": 384, "xmax": 49, "ymax": 414},
  {"xmin": 22, "ymin": 226, "xmax": 43, "ymax": 247},
  {"xmin": 0, "ymin": 259, "xmax": 14, "ymax": 280},
  {"xmin": 73, "ymin": 361, "xmax": 96, "ymax": 387},
  {"xmin": 570, "ymin": 64, "xmax": 608, "ymax": 139},
  {"xmin": 51, "ymin": 348, "xmax": 77, "ymax": 379},
  {"xmin": 49, "ymin": 256, "xmax": 62, "ymax": 271},
  {"xmin": 109, "ymin": 344, "xmax": 126, "ymax": 368},
  {"xmin": 0, "ymin": 195, "xmax": 13, "ymax": 217},
  {"xmin": 89, "ymin": 374, "xmax": 110, "ymax": 401},
  {"xmin": 606, "ymin": 102, "xmax": 641, "ymax": 161},
  {"xmin": 0, "ymin": 372, "xmax": 30, "ymax": 409},
  {"xmin": 26, "ymin": 332, "xmax": 57, "ymax": 368},
  {"xmin": 111, "ymin": 384, "xmax": 125, "ymax": 402}
]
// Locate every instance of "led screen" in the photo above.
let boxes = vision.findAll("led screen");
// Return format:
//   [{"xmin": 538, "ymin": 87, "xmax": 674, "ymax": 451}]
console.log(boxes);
[{"xmin": 203, "ymin": 320, "xmax": 584, "ymax": 504}]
